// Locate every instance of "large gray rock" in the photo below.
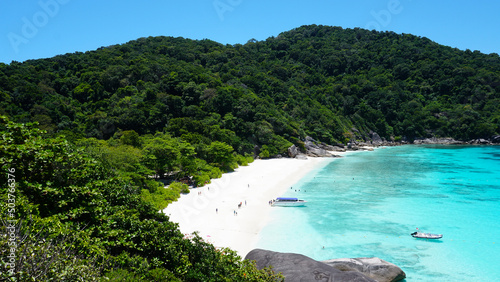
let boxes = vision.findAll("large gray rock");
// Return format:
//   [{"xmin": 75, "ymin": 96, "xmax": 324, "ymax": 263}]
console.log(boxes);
[
  {"xmin": 245, "ymin": 249, "xmax": 377, "ymax": 282},
  {"xmin": 307, "ymin": 147, "xmax": 334, "ymax": 157},
  {"xmin": 304, "ymin": 136, "xmax": 319, "ymax": 150},
  {"xmin": 322, "ymin": 257, "xmax": 406, "ymax": 282},
  {"xmin": 347, "ymin": 142, "xmax": 359, "ymax": 150},
  {"xmin": 288, "ymin": 145, "xmax": 300, "ymax": 158},
  {"xmin": 492, "ymin": 135, "xmax": 500, "ymax": 143},
  {"xmin": 370, "ymin": 131, "xmax": 383, "ymax": 145},
  {"xmin": 304, "ymin": 136, "xmax": 336, "ymax": 157},
  {"xmin": 331, "ymin": 146, "xmax": 347, "ymax": 152}
]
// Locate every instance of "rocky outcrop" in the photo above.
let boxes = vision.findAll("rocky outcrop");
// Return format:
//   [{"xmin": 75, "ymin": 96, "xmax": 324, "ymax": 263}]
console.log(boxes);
[
  {"xmin": 468, "ymin": 138, "xmax": 492, "ymax": 145},
  {"xmin": 245, "ymin": 249, "xmax": 378, "ymax": 282},
  {"xmin": 413, "ymin": 136, "xmax": 500, "ymax": 145},
  {"xmin": 304, "ymin": 136, "xmax": 333, "ymax": 157},
  {"xmin": 287, "ymin": 133, "xmax": 499, "ymax": 160},
  {"xmin": 322, "ymin": 257, "xmax": 406, "ymax": 282},
  {"xmin": 369, "ymin": 131, "xmax": 383, "ymax": 145},
  {"xmin": 307, "ymin": 147, "xmax": 334, "ymax": 157},
  {"xmin": 287, "ymin": 144, "xmax": 300, "ymax": 158},
  {"xmin": 304, "ymin": 136, "xmax": 345, "ymax": 157},
  {"xmin": 413, "ymin": 137, "xmax": 464, "ymax": 145},
  {"xmin": 492, "ymin": 135, "xmax": 500, "ymax": 144}
]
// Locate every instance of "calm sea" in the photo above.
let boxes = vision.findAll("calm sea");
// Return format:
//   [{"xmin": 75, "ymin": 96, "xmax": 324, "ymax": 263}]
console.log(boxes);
[{"xmin": 257, "ymin": 145, "xmax": 500, "ymax": 281}]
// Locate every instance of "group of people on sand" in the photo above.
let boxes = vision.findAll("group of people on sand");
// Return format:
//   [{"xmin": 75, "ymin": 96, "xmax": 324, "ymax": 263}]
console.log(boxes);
[
  {"xmin": 215, "ymin": 200, "xmax": 247, "ymax": 216},
  {"xmin": 234, "ymin": 200, "xmax": 247, "ymax": 215}
]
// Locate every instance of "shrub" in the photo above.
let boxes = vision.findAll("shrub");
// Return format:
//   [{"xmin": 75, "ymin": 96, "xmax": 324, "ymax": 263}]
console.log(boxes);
[
  {"xmin": 169, "ymin": 181, "xmax": 190, "ymax": 194},
  {"xmin": 234, "ymin": 153, "xmax": 254, "ymax": 166},
  {"xmin": 259, "ymin": 145, "xmax": 271, "ymax": 159}
]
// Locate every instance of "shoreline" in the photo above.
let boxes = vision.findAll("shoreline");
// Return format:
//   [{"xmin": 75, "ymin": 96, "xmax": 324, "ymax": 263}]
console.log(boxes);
[
  {"xmin": 162, "ymin": 155, "xmax": 348, "ymax": 257},
  {"xmin": 161, "ymin": 142, "xmax": 490, "ymax": 258}
]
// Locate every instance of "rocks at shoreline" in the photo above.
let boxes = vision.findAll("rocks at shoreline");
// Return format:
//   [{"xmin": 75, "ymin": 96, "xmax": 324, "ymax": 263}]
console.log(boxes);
[
  {"xmin": 303, "ymin": 136, "xmax": 345, "ymax": 158},
  {"xmin": 323, "ymin": 257, "xmax": 406, "ymax": 282},
  {"xmin": 369, "ymin": 131, "xmax": 384, "ymax": 145},
  {"xmin": 304, "ymin": 136, "xmax": 332, "ymax": 157},
  {"xmin": 492, "ymin": 135, "xmax": 500, "ymax": 143},
  {"xmin": 285, "ymin": 134, "xmax": 400, "ymax": 159},
  {"xmin": 468, "ymin": 138, "xmax": 495, "ymax": 145},
  {"xmin": 284, "ymin": 134, "xmax": 499, "ymax": 159},
  {"xmin": 413, "ymin": 137, "xmax": 464, "ymax": 145},
  {"xmin": 413, "ymin": 136, "xmax": 500, "ymax": 145},
  {"xmin": 245, "ymin": 249, "xmax": 406, "ymax": 282}
]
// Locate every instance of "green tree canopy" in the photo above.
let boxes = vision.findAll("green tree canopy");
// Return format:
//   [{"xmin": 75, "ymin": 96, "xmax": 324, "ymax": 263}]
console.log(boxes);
[{"xmin": 0, "ymin": 116, "xmax": 282, "ymax": 281}]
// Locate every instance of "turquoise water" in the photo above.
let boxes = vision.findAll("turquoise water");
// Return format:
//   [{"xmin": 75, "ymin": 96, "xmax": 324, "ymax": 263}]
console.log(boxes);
[{"xmin": 257, "ymin": 145, "xmax": 500, "ymax": 281}]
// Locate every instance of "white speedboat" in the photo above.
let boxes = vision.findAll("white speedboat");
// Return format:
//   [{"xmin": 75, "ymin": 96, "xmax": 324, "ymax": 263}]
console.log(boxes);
[
  {"xmin": 272, "ymin": 197, "xmax": 306, "ymax": 207},
  {"xmin": 411, "ymin": 231, "xmax": 443, "ymax": 239}
]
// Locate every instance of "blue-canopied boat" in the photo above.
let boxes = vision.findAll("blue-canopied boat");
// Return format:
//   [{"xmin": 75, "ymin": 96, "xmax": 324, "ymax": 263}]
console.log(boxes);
[{"xmin": 272, "ymin": 197, "xmax": 306, "ymax": 207}]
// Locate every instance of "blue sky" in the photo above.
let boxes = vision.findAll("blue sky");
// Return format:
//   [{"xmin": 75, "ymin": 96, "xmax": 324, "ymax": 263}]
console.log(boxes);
[{"xmin": 1, "ymin": 0, "xmax": 499, "ymax": 64}]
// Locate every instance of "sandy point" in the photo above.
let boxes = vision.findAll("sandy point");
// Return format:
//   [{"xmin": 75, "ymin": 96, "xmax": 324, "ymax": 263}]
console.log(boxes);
[{"xmin": 162, "ymin": 157, "xmax": 333, "ymax": 257}]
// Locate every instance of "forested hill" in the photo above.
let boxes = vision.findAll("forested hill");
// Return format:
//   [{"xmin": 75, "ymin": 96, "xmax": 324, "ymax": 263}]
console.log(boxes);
[
  {"xmin": 1, "ymin": 24, "xmax": 500, "ymax": 280},
  {"xmin": 1, "ymin": 24, "xmax": 500, "ymax": 155}
]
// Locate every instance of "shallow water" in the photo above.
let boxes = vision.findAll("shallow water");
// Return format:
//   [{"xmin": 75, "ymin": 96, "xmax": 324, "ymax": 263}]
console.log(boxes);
[{"xmin": 257, "ymin": 145, "xmax": 500, "ymax": 281}]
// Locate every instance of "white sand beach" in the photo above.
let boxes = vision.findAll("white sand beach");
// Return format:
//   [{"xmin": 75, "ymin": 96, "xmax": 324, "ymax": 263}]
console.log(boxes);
[{"xmin": 162, "ymin": 156, "xmax": 335, "ymax": 257}]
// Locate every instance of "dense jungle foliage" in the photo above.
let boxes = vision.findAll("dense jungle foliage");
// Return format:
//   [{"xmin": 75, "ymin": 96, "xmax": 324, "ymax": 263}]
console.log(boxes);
[
  {"xmin": 0, "ymin": 117, "xmax": 282, "ymax": 281},
  {"xmin": 1, "ymin": 25, "xmax": 499, "ymax": 152}
]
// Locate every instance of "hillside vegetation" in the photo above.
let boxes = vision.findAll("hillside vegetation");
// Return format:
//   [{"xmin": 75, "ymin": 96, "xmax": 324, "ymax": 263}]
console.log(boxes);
[
  {"xmin": 0, "ymin": 117, "xmax": 282, "ymax": 281},
  {"xmin": 1, "ymin": 25, "xmax": 499, "ymax": 151}
]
